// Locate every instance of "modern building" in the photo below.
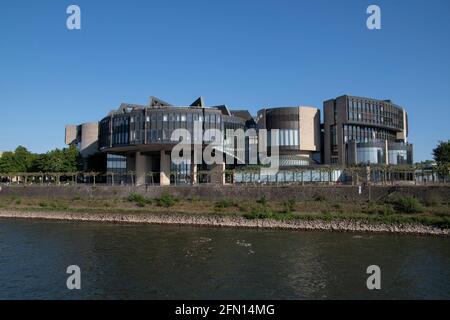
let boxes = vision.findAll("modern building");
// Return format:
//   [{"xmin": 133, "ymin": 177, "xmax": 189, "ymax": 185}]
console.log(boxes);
[
  {"xmin": 96, "ymin": 96, "xmax": 251, "ymax": 186},
  {"xmin": 323, "ymin": 95, "xmax": 413, "ymax": 166},
  {"xmin": 65, "ymin": 94, "xmax": 414, "ymax": 186},
  {"xmin": 256, "ymin": 106, "xmax": 321, "ymax": 166}
]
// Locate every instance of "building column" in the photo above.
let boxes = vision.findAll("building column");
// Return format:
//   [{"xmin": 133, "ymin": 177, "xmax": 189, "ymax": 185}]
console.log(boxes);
[
  {"xmin": 384, "ymin": 140, "xmax": 389, "ymax": 165},
  {"xmin": 366, "ymin": 165, "xmax": 371, "ymax": 184},
  {"xmin": 347, "ymin": 141, "xmax": 357, "ymax": 166},
  {"xmin": 160, "ymin": 150, "xmax": 171, "ymax": 186},
  {"xmin": 210, "ymin": 163, "xmax": 225, "ymax": 185},
  {"xmin": 191, "ymin": 162, "xmax": 198, "ymax": 185},
  {"xmin": 135, "ymin": 152, "xmax": 148, "ymax": 186}
]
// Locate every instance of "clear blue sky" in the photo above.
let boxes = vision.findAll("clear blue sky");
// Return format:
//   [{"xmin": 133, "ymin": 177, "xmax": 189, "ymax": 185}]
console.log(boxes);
[{"xmin": 1, "ymin": 0, "xmax": 449, "ymax": 162}]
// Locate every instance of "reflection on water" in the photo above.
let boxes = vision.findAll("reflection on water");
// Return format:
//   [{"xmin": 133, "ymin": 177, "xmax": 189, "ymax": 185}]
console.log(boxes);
[{"xmin": 0, "ymin": 218, "xmax": 449, "ymax": 299}]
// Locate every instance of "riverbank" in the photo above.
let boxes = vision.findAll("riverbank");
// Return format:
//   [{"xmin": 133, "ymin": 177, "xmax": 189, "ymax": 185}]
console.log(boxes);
[
  {"xmin": 1, "ymin": 187, "xmax": 449, "ymax": 236},
  {"xmin": 0, "ymin": 208, "xmax": 449, "ymax": 236}
]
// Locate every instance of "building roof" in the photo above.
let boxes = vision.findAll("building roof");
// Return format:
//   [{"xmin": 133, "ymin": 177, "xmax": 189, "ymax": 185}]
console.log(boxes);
[
  {"xmin": 230, "ymin": 110, "xmax": 257, "ymax": 127},
  {"xmin": 107, "ymin": 96, "xmax": 250, "ymax": 118}
]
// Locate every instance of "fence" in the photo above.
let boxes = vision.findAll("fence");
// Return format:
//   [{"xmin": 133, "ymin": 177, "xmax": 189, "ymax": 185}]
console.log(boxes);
[{"xmin": 0, "ymin": 165, "xmax": 448, "ymax": 186}]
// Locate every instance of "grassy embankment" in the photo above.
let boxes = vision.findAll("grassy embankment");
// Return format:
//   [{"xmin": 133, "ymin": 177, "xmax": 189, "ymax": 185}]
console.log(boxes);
[{"xmin": 1, "ymin": 192, "xmax": 449, "ymax": 229}]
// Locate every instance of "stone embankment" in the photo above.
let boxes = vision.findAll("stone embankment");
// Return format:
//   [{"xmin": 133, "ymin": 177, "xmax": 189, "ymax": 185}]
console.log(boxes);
[{"xmin": 0, "ymin": 210, "xmax": 448, "ymax": 236}]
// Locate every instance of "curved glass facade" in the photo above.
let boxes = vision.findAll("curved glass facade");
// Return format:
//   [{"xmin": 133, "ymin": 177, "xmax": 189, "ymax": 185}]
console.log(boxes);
[
  {"xmin": 257, "ymin": 106, "xmax": 321, "ymax": 165},
  {"xmin": 99, "ymin": 107, "xmax": 246, "ymax": 150},
  {"xmin": 388, "ymin": 142, "xmax": 413, "ymax": 165},
  {"xmin": 268, "ymin": 129, "xmax": 299, "ymax": 147},
  {"xmin": 264, "ymin": 108, "xmax": 301, "ymax": 150},
  {"xmin": 279, "ymin": 155, "xmax": 311, "ymax": 167},
  {"xmin": 343, "ymin": 124, "xmax": 396, "ymax": 144},
  {"xmin": 349, "ymin": 141, "xmax": 413, "ymax": 165},
  {"xmin": 355, "ymin": 142, "xmax": 386, "ymax": 165}
]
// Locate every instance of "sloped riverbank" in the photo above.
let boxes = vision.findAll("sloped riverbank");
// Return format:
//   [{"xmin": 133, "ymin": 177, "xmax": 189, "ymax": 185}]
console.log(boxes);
[{"xmin": 0, "ymin": 209, "xmax": 448, "ymax": 236}]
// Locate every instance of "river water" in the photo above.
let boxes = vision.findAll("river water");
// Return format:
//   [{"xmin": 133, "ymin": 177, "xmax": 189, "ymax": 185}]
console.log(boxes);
[{"xmin": 0, "ymin": 218, "xmax": 449, "ymax": 299}]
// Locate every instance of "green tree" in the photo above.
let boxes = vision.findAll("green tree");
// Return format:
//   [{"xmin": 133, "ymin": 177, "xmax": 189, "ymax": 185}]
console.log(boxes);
[
  {"xmin": 433, "ymin": 140, "xmax": 450, "ymax": 177},
  {"xmin": 0, "ymin": 146, "xmax": 33, "ymax": 173},
  {"xmin": 0, "ymin": 152, "xmax": 17, "ymax": 173},
  {"xmin": 0, "ymin": 145, "xmax": 82, "ymax": 173},
  {"xmin": 417, "ymin": 160, "xmax": 435, "ymax": 166},
  {"xmin": 34, "ymin": 146, "xmax": 80, "ymax": 172}
]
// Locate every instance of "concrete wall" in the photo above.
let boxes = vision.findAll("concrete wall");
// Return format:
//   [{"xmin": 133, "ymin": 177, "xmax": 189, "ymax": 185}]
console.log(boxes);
[
  {"xmin": 1, "ymin": 185, "xmax": 449, "ymax": 204},
  {"xmin": 65, "ymin": 123, "xmax": 99, "ymax": 158},
  {"xmin": 396, "ymin": 109, "xmax": 408, "ymax": 142},
  {"xmin": 135, "ymin": 152, "xmax": 150, "ymax": 186},
  {"xmin": 65, "ymin": 125, "xmax": 77, "ymax": 145},
  {"xmin": 299, "ymin": 107, "xmax": 321, "ymax": 152},
  {"xmin": 80, "ymin": 123, "xmax": 99, "ymax": 157}
]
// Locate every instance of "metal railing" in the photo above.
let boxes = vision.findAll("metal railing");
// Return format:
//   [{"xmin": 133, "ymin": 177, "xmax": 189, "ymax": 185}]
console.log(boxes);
[{"xmin": 0, "ymin": 165, "xmax": 448, "ymax": 186}]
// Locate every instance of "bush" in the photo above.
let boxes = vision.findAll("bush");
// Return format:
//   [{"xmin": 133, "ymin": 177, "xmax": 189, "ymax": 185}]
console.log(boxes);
[
  {"xmin": 128, "ymin": 193, "xmax": 145, "ymax": 202},
  {"xmin": 314, "ymin": 194, "xmax": 326, "ymax": 202},
  {"xmin": 256, "ymin": 195, "xmax": 268, "ymax": 206},
  {"xmin": 154, "ymin": 192, "xmax": 179, "ymax": 208},
  {"xmin": 135, "ymin": 201, "xmax": 146, "ymax": 208},
  {"xmin": 215, "ymin": 199, "xmax": 235, "ymax": 209},
  {"xmin": 243, "ymin": 205, "xmax": 273, "ymax": 220},
  {"xmin": 393, "ymin": 197, "xmax": 424, "ymax": 214},
  {"xmin": 423, "ymin": 196, "xmax": 439, "ymax": 207},
  {"xmin": 282, "ymin": 199, "xmax": 296, "ymax": 214},
  {"xmin": 127, "ymin": 193, "xmax": 151, "ymax": 207},
  {"xmin": 380, "ymin": 204, "xmax": 395, "ymax": 216}
]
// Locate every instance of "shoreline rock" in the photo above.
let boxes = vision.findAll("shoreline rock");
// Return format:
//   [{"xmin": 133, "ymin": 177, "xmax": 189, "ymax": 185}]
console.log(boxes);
[{"xmin": 0, "ymin": 209, "xmax": 448, "ymax": 237}]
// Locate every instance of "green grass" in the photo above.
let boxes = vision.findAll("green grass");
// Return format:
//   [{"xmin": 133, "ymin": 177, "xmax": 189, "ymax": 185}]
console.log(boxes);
[
  {"xmin": 392, "ymin": 197, "xmax": 424, "ymax": 214},
  {"xmin": 154, "ymin": 192, "xmax": 179, "ymax": 208},
  {"xmin": 282, "ymin": 199, "xmax": 296, "ymax": 214},
  {"xmin": 215, "ymin": 199, "xmax": 236, "ymax": 209}
]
